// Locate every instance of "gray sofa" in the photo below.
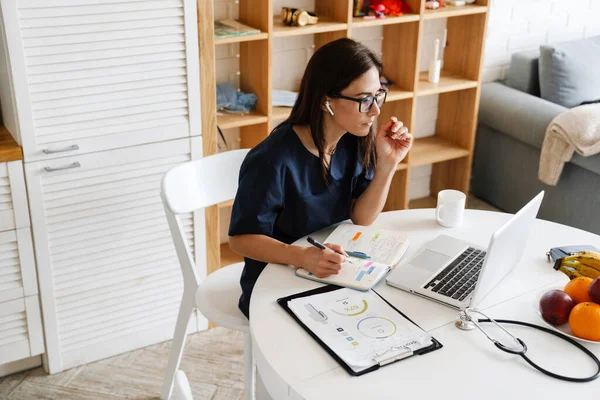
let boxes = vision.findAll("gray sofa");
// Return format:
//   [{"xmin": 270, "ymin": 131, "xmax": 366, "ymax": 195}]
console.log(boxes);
[{"xmin": 471, "ymin": 38, "xmax": 600, "ymax": 234}]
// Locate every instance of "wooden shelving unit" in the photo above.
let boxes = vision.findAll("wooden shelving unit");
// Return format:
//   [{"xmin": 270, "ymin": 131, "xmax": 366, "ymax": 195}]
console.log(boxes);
[
  {"xmin": 386, "ymin": 86, "xmax": 414, "ymax": 102},
  {"xmin": 422, "ymin": 4, "xmax": 488, "ymax": 19},
  {"xmin": 199, "ymin": 0, "xmax": 490, "ymax": 274},
  {"xmin": 272, "ymin": 18, "xmax": 348, "ymax": 37},
  {"xmin": 416, "ymin": 71, "xmax": 478, "ymax": 95},
  {"xmin": 410, "ymin": 137, "xmax": 471, "ymax": 166},
  {"xmin": 217, "ymin": 199, "xmax": 234, "ymax": 209},
  {"xmin": 217, "ymin": 111, "xmax": 269, "ymax": 129},
  {"xmin": 220, "ymin": 243, "xmax": 244, "ymax": 268},
  {"xmin": 351, "ymin": 14, "xmax": 420, "ymax": 28},
  {"xmin": 272, "ymin": 106, "xmax": 293, "ymax": 121},
  {"xmin": 214, "ymin": 31, "xmax": 269, "ymax": 45}
]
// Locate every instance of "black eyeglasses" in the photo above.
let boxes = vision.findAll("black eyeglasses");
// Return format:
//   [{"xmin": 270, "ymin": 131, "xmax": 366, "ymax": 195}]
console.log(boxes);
[{"xmin": 331, "ymin": 89, "xmax": 388, "ymax": 113}]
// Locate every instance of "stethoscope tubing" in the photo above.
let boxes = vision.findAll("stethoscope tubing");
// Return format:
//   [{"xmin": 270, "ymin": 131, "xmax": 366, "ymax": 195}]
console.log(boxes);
[{"xmin": 477, "ymin": 318, "xmax": 600, "ymax": 383}]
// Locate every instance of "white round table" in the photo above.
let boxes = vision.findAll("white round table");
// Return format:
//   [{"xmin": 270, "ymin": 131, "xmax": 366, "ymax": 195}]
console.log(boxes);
[{"xmin": 249, "ymin": 209, "xmax": 600, "ymax": 400}]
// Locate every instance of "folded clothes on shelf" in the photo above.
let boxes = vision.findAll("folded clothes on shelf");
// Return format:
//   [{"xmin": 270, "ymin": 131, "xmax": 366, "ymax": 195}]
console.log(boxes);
[{"xmin": 216, "ymin": 82, "xmax": 257, "ymax": 113}]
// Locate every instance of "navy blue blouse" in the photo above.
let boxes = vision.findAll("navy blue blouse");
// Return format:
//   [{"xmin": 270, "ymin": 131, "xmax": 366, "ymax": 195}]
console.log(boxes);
[{"xmin": 228, "ymin": 123, "xmax": 373, "ymax": 318}]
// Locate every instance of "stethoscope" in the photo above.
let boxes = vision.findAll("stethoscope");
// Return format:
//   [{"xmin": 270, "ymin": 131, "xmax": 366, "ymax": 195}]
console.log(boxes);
[{"xmin": 456, "ymin": 308, "xmax": 600, "ymax": 383}]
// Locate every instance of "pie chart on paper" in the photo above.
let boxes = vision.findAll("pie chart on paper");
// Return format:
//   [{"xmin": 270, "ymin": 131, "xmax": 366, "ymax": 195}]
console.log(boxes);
[
  {"xmin": 331, "ymin": 297, "xmax": 369, "ymax": 316},
  {"xmin": 357, "ymin": 316, "xmax": 397, "ymax": 339}
]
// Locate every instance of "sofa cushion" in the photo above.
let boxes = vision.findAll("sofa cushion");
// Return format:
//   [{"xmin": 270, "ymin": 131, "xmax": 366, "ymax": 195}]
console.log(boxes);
[
  {"xmin": 539, "ymin": 35, "xmax": 600, "ymax": 108},
  {"xmin": 506, "ymin": 50, "xmax": 540, "ymax": 96},
  {"xmin": 572, "ymin": 153, "xmax": 600, "ymax": 179},
  {"xmin": 480, "ymin": 83, "xmax": 600, "ymax": 177},
  {"xmin": 479, "ymin": 82, "xmax": 566, "ymax": 149}
]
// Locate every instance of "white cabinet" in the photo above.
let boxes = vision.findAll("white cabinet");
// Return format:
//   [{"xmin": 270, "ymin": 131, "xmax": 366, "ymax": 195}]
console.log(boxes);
[
  {"xmin": 0, "ymin": 161, "xmax": 44, "ymax": 368},
  {"xmin": 0, "ymin": 0, "xmax": 205, "ymax": 374},
  {"xmin": 0, "ymin": 161, "xmax": 30, "ymax": 231},
  {"xmin": 0, "ymin": 228, "xmax": 36, "ymax": 303},
  {"xmin": 0, "ymin": 0, "xmax": 200, "ymax": 162},
  {"xmin": 0, "ymin": 296, "xmax": 44, "ymax": 365},
  {"xmin": 25, "ymin": 137, "xmax": 205, "ymax": 373}
]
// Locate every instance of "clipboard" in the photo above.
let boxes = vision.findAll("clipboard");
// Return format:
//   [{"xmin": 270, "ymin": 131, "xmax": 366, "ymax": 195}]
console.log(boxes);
[{"xmin": 277, "ymin": 285, "xmax": 443, "ymax": 376}]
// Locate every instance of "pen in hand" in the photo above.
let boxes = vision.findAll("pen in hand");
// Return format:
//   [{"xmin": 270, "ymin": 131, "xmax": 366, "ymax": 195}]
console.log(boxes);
[
  {"xmin": 307, "ymin": 236, "xmax": 328, "ymax": 250},
  {"xmin": 307, "ymin": 236, "xmax": 346, "ymax": 255},
  {"xmin": 304, "ymin": 236, "xmax": 347, "ymax": 277},
  {"xmin": 307, "ymin": 236, "xmax": 371, "ymax": 260}
]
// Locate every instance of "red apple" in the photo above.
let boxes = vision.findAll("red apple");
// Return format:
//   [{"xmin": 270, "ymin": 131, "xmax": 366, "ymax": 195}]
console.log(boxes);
[
  {"xmin": 589, "ymin": 277, "xmax": 600, "ymax": 303},
  {"xmin": 539, "ymin": 290, "xmax": 575, "ymax": 325}
]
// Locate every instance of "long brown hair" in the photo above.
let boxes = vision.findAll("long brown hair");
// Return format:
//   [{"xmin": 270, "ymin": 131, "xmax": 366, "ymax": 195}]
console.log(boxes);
[{"xmin": 279, "ymin": 38, "xmax": 382, "ymax": 183}]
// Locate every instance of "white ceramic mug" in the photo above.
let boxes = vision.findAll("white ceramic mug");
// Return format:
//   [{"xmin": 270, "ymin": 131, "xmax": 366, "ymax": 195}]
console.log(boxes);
[{"xmin": 436, "ymin": 190, "xmax": 466, "ymax": 228}]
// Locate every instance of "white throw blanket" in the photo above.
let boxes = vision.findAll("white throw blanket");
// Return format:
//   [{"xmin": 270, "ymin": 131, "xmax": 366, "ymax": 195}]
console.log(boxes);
[{"xmin": 539, "ymin": 103, "xmax": 600, "ymax": 185}]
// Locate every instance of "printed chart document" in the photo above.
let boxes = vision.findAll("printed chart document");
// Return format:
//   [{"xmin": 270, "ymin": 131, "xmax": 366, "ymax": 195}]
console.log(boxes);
[
  {"xmin": 287, "ymin": 288, "xmax": 433, "ymax": 373},
  {"xmin": 296, "ymin": 224, "xmax": 410, "ymax": 290}
]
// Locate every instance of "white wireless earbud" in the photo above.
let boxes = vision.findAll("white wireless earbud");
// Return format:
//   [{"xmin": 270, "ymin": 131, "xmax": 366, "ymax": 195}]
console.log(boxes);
[{"xmin": 324, "ymin": 101, "xmax": 335, "ymax": 116}]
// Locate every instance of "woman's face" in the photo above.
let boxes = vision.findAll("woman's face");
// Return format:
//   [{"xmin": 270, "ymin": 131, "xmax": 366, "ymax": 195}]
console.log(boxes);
[{"xmin": 327, "ymin": 66, "xmax": 382, "ymax": 137}]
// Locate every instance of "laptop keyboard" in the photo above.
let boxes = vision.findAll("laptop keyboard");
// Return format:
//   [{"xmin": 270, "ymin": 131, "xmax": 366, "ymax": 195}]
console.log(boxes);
[{"xmin": 423, "ymin": 247, "xmax": 486, "ymax": 302}]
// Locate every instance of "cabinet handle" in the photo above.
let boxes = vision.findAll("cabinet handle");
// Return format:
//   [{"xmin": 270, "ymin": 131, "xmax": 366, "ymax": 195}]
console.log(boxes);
[
  {"xmin": 44, "ymin": 162, "xmax": 81, "ymax": 172},
  {"xmin": 42, "ymin": 144, "xmax": 79, "ymax": 154}
]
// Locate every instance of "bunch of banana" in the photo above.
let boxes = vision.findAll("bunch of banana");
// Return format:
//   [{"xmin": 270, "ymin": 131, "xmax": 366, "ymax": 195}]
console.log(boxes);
[{"xmin": 553, "ymin": 250, "xmax": 600, "ymax": 280}]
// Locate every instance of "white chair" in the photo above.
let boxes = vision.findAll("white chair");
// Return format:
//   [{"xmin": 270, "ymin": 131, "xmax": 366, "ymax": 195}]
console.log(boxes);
[{"xmin": 160, "ymin": 149, "xmax": 253, "ymax": 400}]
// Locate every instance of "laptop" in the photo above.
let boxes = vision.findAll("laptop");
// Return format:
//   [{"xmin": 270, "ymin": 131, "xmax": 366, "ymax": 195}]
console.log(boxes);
[{"xmin": 386, "ymin": 191, "xmax": 544, "ymax": 310}]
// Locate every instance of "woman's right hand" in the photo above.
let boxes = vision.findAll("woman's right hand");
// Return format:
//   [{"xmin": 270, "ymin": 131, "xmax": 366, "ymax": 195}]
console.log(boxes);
[{"xmin": 300, "ymin": 243, "xmax": 347, "ymax": 278}]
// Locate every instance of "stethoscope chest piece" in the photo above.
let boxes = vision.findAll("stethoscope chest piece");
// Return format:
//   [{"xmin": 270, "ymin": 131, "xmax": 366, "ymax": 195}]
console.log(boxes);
[{"xmin": 455, "ymin": 313, "xmax": 475, "ymax": 331}]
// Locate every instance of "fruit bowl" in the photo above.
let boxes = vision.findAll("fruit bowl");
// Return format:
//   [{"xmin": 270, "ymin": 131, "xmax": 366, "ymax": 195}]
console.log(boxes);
[{"xmin": 533, "ymin": 286, "xmax": 600, "ymax": 345}]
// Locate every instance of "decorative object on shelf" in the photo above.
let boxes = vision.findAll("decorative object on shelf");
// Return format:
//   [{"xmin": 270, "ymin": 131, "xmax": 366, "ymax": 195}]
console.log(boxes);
[
  {"xmin": 428, "ymin": 38, "xmax": 441, "ymax": 84},
  {"xmin": 273, "ymin": 90, "xmax": 299, "ymax": 107},
  {"xmin": 281, "ymin": 7, "xmax": 318, "ymax": 27},
  {"xmin": 368, "ymin": 0, "xmax": 411, "ymax": 16},
  {"xmin": 214, "ymin": 19, "xmax": 260, "ymax": 39},
  {"xmin": 446, "ymin": 0, "xmax": 466, "ymax": 5},
  {"xmin": 425, "ymin": 1, "xmax": 440, "ymax": 9},
  {"xmin": 216, "ymin": 82, "xmax": 257, "ymax": 114},
  {"xmin": 353, "ymin": 0, "xmax": 370, "ymax": 17},
  {"xmin": 372, "ymin": 4, "xmax": 387, "ymax": 18}
]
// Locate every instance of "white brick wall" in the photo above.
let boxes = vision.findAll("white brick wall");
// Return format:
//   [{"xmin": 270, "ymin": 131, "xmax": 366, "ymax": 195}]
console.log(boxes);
[{"xmin": 482, "ymin": 0, "xmax": 599, "ymax": 82}]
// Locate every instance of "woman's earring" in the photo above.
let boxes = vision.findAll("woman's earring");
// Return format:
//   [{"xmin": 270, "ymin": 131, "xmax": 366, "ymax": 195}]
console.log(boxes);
[{"xmin": 324, "ymin": 101, "xmax": 334, "ymax": 116}]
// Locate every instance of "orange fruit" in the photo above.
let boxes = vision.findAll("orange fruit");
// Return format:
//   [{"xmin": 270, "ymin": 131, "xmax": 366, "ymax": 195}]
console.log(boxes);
[
  {"xmin": 564, "ymin": 277, "xmax": 593, "ymax": 304},
  {"xmin": 569, "ymin": 302, "xmax": 600, "ymax": 341}
]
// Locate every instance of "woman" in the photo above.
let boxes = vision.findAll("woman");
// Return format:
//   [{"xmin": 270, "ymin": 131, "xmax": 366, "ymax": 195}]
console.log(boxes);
[{"xmin": 229, "ymin": 38, "xmax": 413, "ymax": 318}]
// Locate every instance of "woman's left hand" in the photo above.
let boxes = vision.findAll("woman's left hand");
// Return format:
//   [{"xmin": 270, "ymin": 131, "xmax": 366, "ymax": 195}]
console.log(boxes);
[{"xmin": 375, "ymin": 116, "xmax": 413, "ymax": 172}]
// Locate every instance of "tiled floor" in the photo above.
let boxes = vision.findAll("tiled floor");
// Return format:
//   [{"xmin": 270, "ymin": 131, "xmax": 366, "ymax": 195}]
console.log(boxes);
[
  {"xmin": 0, "ymin": 327, "xmax": 245, "ymax": 400},
  {"xmin": 0, "ymin": 194, "xmax": 500, "ymax": 400}
]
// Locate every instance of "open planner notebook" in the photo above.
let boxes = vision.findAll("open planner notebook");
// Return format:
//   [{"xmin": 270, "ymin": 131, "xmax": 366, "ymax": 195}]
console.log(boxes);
[{"xmin": 296, "ymin": 224, "xmax": 410, "ymax": 290}]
